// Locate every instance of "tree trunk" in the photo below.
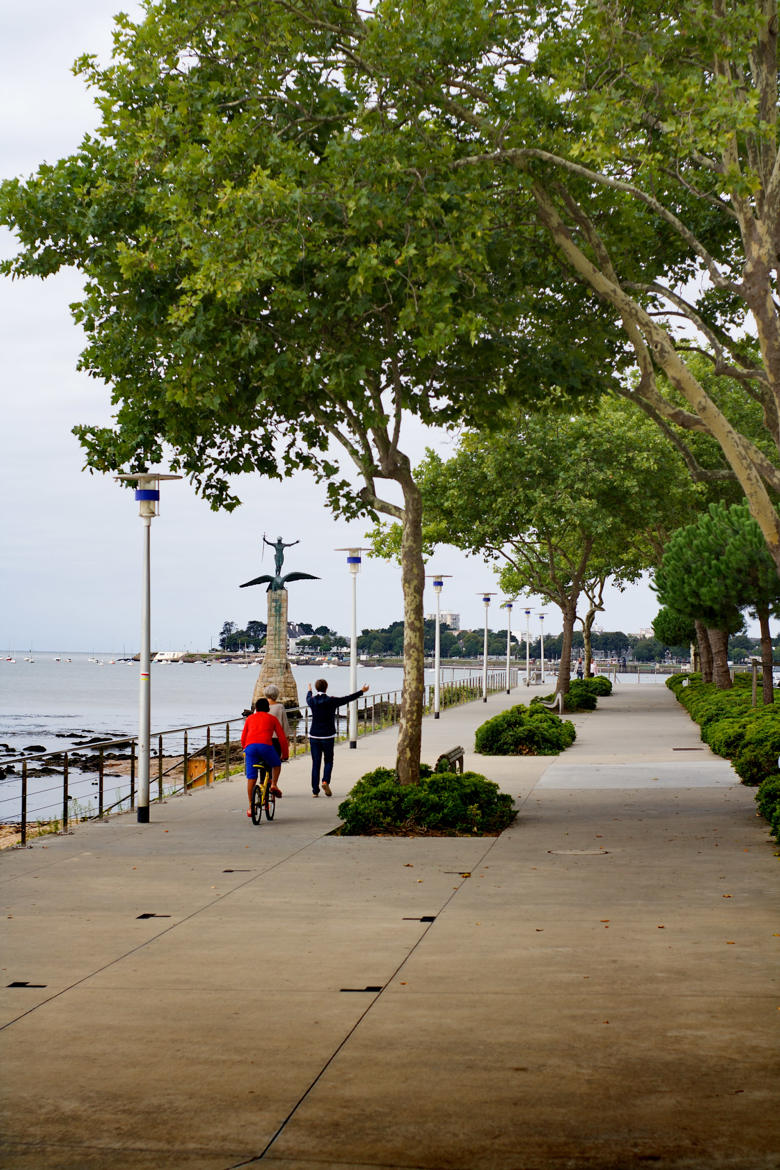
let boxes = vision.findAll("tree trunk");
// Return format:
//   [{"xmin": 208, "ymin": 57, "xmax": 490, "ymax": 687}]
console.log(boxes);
[
  {"xmin": 557, "ymin": 601, "xmax": 578, "ymax": 695},
  {"xmin": 707, "ymin": 628, "xmax": 733, "ymax": 689},
  {"xmin": 396, "ymin": 474, "xmax": 425, "ymax": 785},
  {"xmin": 582, "ymin": 608, "xmax": 595, "ymax": 676},
  {"xmin": 757, "ymin": 604, "xmax": 775, "ymax": 705},
  {"xmin": 695, "ymin": 620, "xmax": 712, "ymax": 682}
]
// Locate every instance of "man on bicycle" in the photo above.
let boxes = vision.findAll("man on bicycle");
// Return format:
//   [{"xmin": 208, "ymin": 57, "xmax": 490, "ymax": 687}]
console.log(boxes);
[{"xmin": 241, "ymin": 698, "xmax": 288, "ymax": 817}]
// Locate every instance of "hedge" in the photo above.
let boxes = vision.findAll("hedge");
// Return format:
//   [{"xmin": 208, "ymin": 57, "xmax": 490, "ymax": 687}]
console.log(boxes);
[
  {"xmin": 336, "ymin": 766, "xmax": 517, "ymax": 836},
  {"xmin": 475, "ymin": 703, "xmax": 576, "ymax": 755},
  {"xmin": 666, "ymin": 673, "xmax": 780, "ymax": 788}
]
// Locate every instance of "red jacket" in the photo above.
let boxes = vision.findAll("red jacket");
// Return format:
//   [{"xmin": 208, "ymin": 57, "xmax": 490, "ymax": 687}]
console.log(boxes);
[{"xmin": 241, "ymin": 711, "xmax": 289, "ymax": 758}]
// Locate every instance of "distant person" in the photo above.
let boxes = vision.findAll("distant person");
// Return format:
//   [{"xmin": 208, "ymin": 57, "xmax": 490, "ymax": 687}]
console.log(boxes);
[
  {"xmin": 306, "ymin": 679, "xmax": 370, "ymax": 797},
  {"xmin": 576, "ymin": 658, "xmax": 584, "ymax": 680},
  {"xmin": 263, "ymin": 684, "xmax": 292, "ymax": 744},
  {"xmin": 241, "ymin": 697, "xmax": 288, "ymax": 816}
]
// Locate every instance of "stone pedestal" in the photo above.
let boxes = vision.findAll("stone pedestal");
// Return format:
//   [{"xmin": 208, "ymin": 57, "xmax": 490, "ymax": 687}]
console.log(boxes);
[{"xmin": 251, "ymin": 589, "xmax": 299, "ymax": 709}]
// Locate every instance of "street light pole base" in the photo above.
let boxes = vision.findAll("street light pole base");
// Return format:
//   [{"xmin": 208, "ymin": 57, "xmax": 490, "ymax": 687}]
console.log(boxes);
[
  {"xmin": 137, "ymin": 806, "xmax": 150, "ymax": 824},
  {"xmin": 434, "ymin": 711, "xmax": 440, "ymax": 719},
  {"xmin": 349, "ymin": 740, "xmax": 357, "ymax": 749}
]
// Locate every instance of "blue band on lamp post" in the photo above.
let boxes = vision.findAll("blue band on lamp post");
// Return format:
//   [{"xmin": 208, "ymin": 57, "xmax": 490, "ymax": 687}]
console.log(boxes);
[{"xmin": 134, "ymin": 489, "xmax": 160, "ymax": 502}]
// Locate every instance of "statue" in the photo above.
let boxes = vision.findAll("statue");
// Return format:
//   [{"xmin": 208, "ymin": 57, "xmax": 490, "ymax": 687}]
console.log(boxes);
[
  {"xmin": 240, "ymin": 534, "xmax": 319, "ymax": 592},
  {"xmin": 239, "ymin": 534, "xmax": 318, "ymax": 709}
]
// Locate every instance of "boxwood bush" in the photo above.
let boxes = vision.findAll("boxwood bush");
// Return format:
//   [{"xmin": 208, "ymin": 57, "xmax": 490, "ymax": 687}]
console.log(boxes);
[
  {"xmin": 336, "ymin": 767, "xmax": 517, "ymax": 836},
  {"xmin": 756, "ymin": 776, "xmax": 780, "ymax": 842},
  {"xmin": 579, "ymin": 675, "xmax": 613, "ymax": 696},
  {"xmin": 475, "ymin": 703, "xmax": 576, "ymax": 755},
  {"xmin": 666, "ymin": 673, "xmax": 780, "ymax": 787},
  {"xmin": 563, "ymin": 680, "xmax": 599, "ymax": 711}
]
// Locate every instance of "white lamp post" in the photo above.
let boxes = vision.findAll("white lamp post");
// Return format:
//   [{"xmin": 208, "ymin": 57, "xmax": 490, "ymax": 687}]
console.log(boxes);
[
  {"xmin": 500, "ymin": 600, "xmax": 514, "ymax": 693},
  {"xmin": 524, "ymin": 607, "xmax": 532, "ymax": 686},
  {"xmin": 538, "ymin": 613, "xmax": 546, "ymax": 683},
  {"xmin": 335, "ymin": 547, "xmax": 369, "ymax": 747},
  {"xmin": 478, "ymin": 593, "xmax": 496, "ymax": 701},
  {"xmin": 427, "ymin": 574, "xmax": 452, "ymax": 718},
  {"xmin": 115, "ymin": 471, "xmax": 181, "ymax": 822}
]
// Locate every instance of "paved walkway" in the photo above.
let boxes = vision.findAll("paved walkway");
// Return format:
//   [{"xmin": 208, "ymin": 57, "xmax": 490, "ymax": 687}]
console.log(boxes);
[{"xmin": 1, "ymin": 682, "xmax": 778, "ymax": 1170}]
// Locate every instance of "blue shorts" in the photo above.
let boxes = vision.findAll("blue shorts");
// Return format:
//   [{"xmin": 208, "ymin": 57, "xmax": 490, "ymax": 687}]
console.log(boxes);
[{"xmin": 244, "ymin": 742, "xmax": 281, "ymax": 779}]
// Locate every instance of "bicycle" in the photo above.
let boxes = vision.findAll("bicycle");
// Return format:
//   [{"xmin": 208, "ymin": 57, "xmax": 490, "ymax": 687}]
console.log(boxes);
[{"xmin": 250, "ymin": 759, "xmax": 276, "ymax": 825}]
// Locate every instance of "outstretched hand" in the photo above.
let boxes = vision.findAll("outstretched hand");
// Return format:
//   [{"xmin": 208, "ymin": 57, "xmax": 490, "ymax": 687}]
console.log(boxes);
[{"xmin": 361, "ymin": 683, "xmax": 369, "ymax": 692}]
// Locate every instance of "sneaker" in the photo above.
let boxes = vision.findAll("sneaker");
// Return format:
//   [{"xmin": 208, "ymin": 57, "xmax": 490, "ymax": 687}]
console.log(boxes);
[
  {"xmin": 247, "ymin": 809, "xmax": 252, "ymax": 817},
  {"xmin": 312, "ymin": 790, "xmax": 320, "ymax": 798},
  {"xmin": 270, "ymin": 787, "xmax": 283, "ymax": 798},
  {"xmin": 322, "ymin": 781, "xmax": 332, "ymax": 797}
]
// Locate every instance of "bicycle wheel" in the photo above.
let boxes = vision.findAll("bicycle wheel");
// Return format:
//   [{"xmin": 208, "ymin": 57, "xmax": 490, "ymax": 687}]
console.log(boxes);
[
  {"xmin": 264, "ymin": 785, "xmax": 276, "ymax": 821},
  {"xmin": 250, "ymin": 777, "xmax": 265, "ymax": 825}
]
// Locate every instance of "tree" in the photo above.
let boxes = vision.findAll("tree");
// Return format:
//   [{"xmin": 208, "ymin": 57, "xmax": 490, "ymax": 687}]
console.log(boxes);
[
  {"xmin": 404, "ymin": 398, "xmax": 703, "ymax": 694},
  {"xmin": 654, "ymin": 502, "xmax": 780, "ymax": 695},
  {"xmin": 653, "ymin": 608, "xmax": 697, "ymax": 665},
  {"xmin": 355, "ymin": 0, "xmax": 780, "ymax": 569},
  {"xmin": 1, "ymin": 1, "xmax": 595, "ymax": 784}
]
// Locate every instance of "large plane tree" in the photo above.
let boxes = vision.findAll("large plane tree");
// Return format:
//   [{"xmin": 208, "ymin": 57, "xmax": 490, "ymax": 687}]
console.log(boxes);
[{"xmin": 0, "ymin": 0, "xmax": 609, "ymax": 782}]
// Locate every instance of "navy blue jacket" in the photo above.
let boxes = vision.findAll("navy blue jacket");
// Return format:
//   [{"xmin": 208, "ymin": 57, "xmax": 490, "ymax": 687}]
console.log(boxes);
[{"xmin": 306, "ymin": 689, "xmax": 365, "ymax": 738}]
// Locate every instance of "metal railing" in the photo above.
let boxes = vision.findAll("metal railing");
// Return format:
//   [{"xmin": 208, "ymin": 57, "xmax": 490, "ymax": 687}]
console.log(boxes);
[{"xmin": 1, "ymin": 670, "xmax": 512, "ymax": 844}]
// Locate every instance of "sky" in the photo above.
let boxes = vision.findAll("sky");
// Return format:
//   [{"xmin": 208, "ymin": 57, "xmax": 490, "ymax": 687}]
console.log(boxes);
[{"xmin": 0, "ymin": 1, "xmax": 712, "ymax": 654}]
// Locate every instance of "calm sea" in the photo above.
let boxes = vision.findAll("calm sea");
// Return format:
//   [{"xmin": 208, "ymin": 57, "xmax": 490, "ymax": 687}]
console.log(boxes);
[{"xmin": 0, "ymin": 652, "xmax": 478, "ymax": 755}]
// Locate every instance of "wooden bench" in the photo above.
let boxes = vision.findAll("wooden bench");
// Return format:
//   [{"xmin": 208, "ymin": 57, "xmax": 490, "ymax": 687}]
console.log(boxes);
[{"xmin": 435, "ymin": 745, "xmax": 465, "ymax": 774}]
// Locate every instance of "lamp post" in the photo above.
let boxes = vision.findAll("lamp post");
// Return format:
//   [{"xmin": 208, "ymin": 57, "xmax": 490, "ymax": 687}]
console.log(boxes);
[
  {"xmin": 538, "ymin": 613, "xmax": 546, "ymax": 683},
  {"xmin": 500, "ymin": 600, "xmax": 514, "ymax": 693},
  {"xmin": 115, "ymin": 471, "xmax": 181, "ymax": 822},
  {"xmin": 524, "ymin": 607, "xmax": 532, "ymax": 686},
  {"xmin": 427, "ymin": 574, "xmax": 452, "ymax": 718},
  {"xmin": 335, "ymin": 547, "xmax": 369, "ymax": 747},
  {"xmin": 478, "ymin": 593, "xmax": 496, "ymax": 701}
]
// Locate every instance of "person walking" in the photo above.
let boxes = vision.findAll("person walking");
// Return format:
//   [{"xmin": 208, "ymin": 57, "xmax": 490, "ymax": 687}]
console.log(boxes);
[{"xmin": 306, "ymin": 679, "xmax": 369, "ymax": 797}]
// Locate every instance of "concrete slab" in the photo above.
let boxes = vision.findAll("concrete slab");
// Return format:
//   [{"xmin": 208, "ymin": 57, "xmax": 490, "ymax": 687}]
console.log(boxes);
[{"xmin": 2, "ymin": 682, "xmax": 779, "ymax": 1170}]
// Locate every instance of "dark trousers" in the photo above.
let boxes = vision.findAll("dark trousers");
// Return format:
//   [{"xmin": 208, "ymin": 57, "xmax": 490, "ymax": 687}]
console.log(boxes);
[{"xmin": 310, "ymin": 737, "xmax": 335, "ymax": 792}]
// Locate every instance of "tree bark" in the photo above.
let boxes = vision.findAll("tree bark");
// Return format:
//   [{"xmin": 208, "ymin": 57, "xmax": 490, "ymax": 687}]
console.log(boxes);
[
  {"xmin": 396, "ymin": 473, "xmax": 425, "ymax": 785},
  {"xmin": 582, "ymin": 607, "xmax": 596, "ymax": 676},
  {"xmin": 757, "ymin": 604, "xmax": 775, "ymax": 705},
  {"xmin": 696, "ymin": 620, "xmax": 713, "ymax": 682},
  {"xmin": 707, "ymin": 627, "xmax": 733, "ymax": 689},
  {"xmin": 558, "ymin": 600, "xmax": 578, "ymax": 695}
]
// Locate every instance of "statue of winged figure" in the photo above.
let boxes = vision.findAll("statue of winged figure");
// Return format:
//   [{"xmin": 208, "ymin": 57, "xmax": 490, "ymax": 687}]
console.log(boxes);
[{"xmin": 240, "ymin": 535, "xmax": 319, "ymax": 592}]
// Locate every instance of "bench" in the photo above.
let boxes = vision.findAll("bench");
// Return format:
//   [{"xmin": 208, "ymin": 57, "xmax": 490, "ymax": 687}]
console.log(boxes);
[
  {"xmin": 539, "ymin": 693, "xmax": 565, "ymax": 714},
  {"xmin": 435, "ymin": 746, "xmax": 465, "ymax": 774}
]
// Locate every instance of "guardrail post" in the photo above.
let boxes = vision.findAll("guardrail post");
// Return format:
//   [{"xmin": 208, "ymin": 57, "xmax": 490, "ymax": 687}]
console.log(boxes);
[
  {"xmin": 130, "ymin": 742, "xmax": 136, "ymax": 810},
  {"xmin": 183, "ymin": 730, "xmax": 189, "ymax": 789},
  {"xmin": 206, "ymin": 725, "xmax": 212, "ymax": 786},
  {"xmin": 21, "ymin": 761, "xmax": 27, "ymax": 846},
  {"xmin": 63, "ymin": 753, "xmax": 69, "ymax": 830},
  {"xmin": 224, "ymin": 724, "xmax": 230, "ymax": 779},
  {"xmin": 157, "ymin": 735, "xmax": 163, "ymax": 801}
]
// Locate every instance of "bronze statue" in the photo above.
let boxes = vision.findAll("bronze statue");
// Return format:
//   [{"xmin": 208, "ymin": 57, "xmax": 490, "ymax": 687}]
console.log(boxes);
[{"xmin": 240, "ymin": 534, "xmax": 319, "ymax": 592}]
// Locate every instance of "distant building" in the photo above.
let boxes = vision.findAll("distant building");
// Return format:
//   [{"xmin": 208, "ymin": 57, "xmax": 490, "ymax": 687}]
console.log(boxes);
[
  {"xmin": 638, "ymin": 627, "xmax": 654, "ymax": 640},
  {"xmin": 425, "ymin": 611, "xmax": 460, "ymax": 630},
  {"xmin": 154, "ymin": 651, "xmax": 186, "ymax": 662}
]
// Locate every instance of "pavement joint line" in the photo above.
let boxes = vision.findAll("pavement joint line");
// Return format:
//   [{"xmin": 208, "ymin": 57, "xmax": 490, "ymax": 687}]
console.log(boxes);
[
  {"xmin": 0, "ymin": 833, "xmax": 323, "ymax": 1034},
  {"xmin": 224, "ymin": 835, "xmax": 502, "ymax": 1169}
]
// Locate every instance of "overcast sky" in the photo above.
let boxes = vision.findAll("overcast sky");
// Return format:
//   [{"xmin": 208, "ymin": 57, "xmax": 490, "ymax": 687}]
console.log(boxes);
[{"xmin": 0, "ymin": 1, "xmax": 726, "ymax": 653}]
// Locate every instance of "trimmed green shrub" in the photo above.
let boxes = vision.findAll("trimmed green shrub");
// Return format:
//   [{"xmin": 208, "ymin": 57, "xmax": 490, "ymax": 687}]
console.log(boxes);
[
  {"xmin": 564, "ymin": 680, "xmax": 599, "ymax": 711},
  {"xmin": 579, "ymin": 675, "xmax": 613, "ymax": 696},
  {"xmin": 336, "ymin": 767, "xmax": 517, "ymax": 836},
  {"xmin": 667, "ymin": 673, "xmax": 780, "ymax": 787},
  {"xmin": 475, "ymin": 703, "xmax": 576, "ymax": 755},
  {"xmin": 756, "ymin": 775, "xmax": 780, "ymax": 841}
]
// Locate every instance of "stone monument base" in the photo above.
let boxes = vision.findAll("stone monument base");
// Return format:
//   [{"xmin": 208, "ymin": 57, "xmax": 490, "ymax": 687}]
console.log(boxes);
[{"xmin": 251, "ymin": 588, "xmax": 300, "ymax": 710}]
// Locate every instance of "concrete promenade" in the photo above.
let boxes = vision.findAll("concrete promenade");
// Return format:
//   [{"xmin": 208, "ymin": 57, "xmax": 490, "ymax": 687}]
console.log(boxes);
[{"xmin": 1, "ymin": 681, "xmax": 778, "ymax": 1169}]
